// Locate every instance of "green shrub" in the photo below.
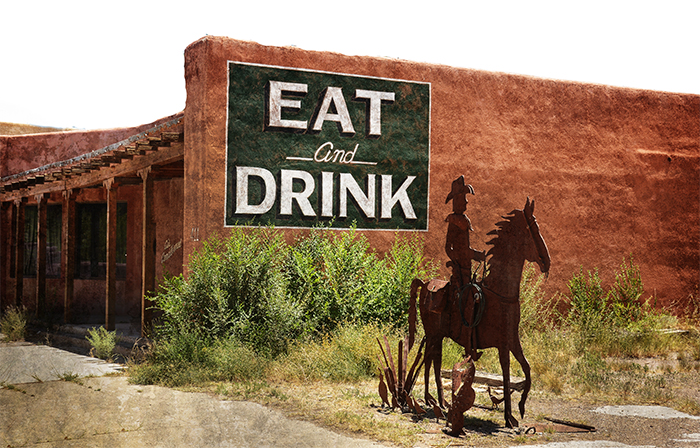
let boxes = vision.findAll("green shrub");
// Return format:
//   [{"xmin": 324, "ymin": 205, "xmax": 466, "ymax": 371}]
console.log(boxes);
[
  {"xmin": 567, "ymin": 267, "xmax": 608, "ymax": 337},
  {"xmin": 86, "ymin": 327, "xmax": 118, "ymax": 360},
  {"xmin": 0, "ymin": 307, "xmax": 27, "ymax": 342},
  {"xmin": 132, "ymin": 225, "xmax": 434, "ymax": 387},
  {"xmin": 153, "ymin": 227, "xmax": 299, "ymax": 357},
  {"xmin": 285, "ymin": 225, "xmax": 435, "ymax": 333}
]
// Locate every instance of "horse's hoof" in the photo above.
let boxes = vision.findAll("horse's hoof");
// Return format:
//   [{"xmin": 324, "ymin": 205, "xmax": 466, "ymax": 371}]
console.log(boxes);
[
  {"xmin": 505, "ymin": 415, "xmax": 519, "ymax": 428},
  {"xmin": 442, "ymin": 427, "xmax": 464, "ymax": 437}
]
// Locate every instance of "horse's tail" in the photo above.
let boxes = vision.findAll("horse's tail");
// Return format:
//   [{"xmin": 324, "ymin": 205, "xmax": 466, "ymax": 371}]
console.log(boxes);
[{"xmin": 408, "ymin": 278, "xmax": 424, "ymax": 351}]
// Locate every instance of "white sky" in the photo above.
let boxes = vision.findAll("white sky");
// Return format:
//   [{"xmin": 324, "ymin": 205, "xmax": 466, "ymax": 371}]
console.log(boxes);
[{"xmin": 1, "ymin": 0, "xmax": 698, "ymax": 130}]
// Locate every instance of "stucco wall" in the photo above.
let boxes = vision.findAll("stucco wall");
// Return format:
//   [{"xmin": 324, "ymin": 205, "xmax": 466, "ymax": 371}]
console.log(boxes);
[{"xmin": 182, "ymin": 36, "xmax": 699, "ymax": 310}]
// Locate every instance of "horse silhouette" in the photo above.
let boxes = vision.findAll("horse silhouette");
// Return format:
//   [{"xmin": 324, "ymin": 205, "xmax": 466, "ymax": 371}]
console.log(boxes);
[{"xmin": 409, "ymin": 197, "xmax": 550, "ymax": 428}]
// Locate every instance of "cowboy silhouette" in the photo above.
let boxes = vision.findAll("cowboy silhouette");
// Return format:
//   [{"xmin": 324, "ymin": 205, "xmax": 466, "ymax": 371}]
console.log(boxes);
[{"xmin": 445, "ymin": 176, "xmax": 485, "ymax": 288}]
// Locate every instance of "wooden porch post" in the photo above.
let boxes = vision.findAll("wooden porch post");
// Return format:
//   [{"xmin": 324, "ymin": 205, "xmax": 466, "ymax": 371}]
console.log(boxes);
[
  {"xmin": 62, "ymin": 189, "xmax": 76, "ymax": 323},
  {"xmin": 14, "ymin": 198, "xmax": 26, "ymax": 308},
  {"xmin": 139, "ymin": 168, "xmax": 155, "ymax": 337},
  {"xmin": 35, "ymin": 193, "xmax": 48, "ymax": 318},
  {"xmin": 0, "ymin": 202, "xmax": 7, "ymax": 316},
  {"xmin": 0, "ymin": 203, "xmax": 12, "ymax": 312},
  {"xmin": 104, "ymin": 178, "xmax": 117, "ymax": 331}
]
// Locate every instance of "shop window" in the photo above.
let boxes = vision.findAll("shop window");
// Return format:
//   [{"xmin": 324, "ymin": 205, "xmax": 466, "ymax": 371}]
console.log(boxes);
[
  {"xmin": 75, "ymin": 203, "xmax": 127, "ymax": 279},
  {"xmin": 23, "ymin": 204, "xmax": 62, "ymax": 278}
]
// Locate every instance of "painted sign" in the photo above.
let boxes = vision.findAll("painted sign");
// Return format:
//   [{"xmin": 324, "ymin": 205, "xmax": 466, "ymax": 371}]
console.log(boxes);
[{"xmin": 225, "ymin": 61, "xmax": 430, "ymax": 230}]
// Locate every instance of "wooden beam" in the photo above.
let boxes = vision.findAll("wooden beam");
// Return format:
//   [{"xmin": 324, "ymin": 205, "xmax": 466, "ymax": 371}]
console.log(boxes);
[
  {"xmin": 105, "ymin": 179, "xmax": 117, "ymax": 331},
  {"xmin": 35, "ymin": 194, "xmax": 48, "ymax": 318},
  {"xmin": 62, "ymin": 189, "xmax": 76, "ymax": 324},
  {"xmin": 139, "ymin": 168, "xmax": 155, "ymax": 337},
  {"xmin": 162, "ymin": 132, "xmax": 184, "ymax": 143},
  {"xmin": 0, "ymin": 142, "xmax": 183, "ymax": 202}
]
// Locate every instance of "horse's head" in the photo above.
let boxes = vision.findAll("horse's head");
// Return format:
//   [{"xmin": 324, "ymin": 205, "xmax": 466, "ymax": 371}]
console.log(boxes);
[
  {"xmin": 523, "ymin": 197, "xmax": 551, "ymax": 276},
  {"xmin": 486, "ymin": 197, "xmax": 551, "ymax": 278}
]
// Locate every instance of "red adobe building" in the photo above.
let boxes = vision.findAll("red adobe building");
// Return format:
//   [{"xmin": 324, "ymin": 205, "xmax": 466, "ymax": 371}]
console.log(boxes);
[{"xmin": 1, "ymin": 36, "xmax": 697, "ymax": 336}]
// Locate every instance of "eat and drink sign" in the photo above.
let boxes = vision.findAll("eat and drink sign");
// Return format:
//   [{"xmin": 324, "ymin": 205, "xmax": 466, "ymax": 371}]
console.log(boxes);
[{"xmin": 225, "ymin": 61, "xmax": 430, "ymax": 230}]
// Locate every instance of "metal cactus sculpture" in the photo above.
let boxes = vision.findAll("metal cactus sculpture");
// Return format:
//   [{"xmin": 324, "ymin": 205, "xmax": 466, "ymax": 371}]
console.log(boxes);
[{"xmin": 408, "ymin": 176, "xmax": 551, "ymax": 430}]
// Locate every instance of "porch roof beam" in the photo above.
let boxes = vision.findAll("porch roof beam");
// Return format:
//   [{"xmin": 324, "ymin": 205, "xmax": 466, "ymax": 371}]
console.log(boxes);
[{"xmin": 0, "ymin": 142, "xmax": 183, "ymax": 202}]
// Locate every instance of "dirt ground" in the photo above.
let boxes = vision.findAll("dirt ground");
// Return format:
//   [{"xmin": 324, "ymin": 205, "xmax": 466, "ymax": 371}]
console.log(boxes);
[
  {"xmin": 3, "ymin": 334, "xmax": 699, "ymax": 448},
  {"xmin": 249, "ymin": 374, "xmax": 700, "ymax": 448}
]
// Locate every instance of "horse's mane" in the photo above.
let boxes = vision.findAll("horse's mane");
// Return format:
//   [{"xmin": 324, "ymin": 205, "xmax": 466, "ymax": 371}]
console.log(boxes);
[{"xmin": 484, "ymin": 209, "xmax": 524, "ymax": 259}]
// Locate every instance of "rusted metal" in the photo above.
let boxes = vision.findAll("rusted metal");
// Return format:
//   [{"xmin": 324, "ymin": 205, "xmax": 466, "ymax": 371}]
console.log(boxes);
[
  {"xmin": 444, "ymin": 356, "xmax": 476, "ymax": 436},
  {"xmin": 543, "ymin": 417, "xmax": 596, "ymax": 432},
  {"xmin": 376, "ymin": 336, "xmax": 425, "ymax": 410},
  {"xmin": 408, "ymin": 176, "xmax": 551, "ymax": 430},
  {"xmin": 487, "ymin": 386, "xmax": 505, "ymax": 409}
]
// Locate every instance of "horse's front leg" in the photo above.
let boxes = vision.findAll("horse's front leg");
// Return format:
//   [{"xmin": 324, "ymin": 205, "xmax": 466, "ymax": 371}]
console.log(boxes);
[
  {"xmin": 433, "ymin": 339, "xmax": 445, "ymax": 407},
  {"xmin": 511, "ymin": 342, "xmax": 531, "ymax": 419},
  {"xmin": 498, "ymin": 348, "xmax": 519, "ymax": 428}
]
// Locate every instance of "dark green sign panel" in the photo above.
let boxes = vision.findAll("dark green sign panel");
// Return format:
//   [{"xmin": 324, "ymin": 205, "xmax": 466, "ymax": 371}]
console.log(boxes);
[{"xmin": 225, "ymin": 61, "xmax": 430, "ymax": 230}]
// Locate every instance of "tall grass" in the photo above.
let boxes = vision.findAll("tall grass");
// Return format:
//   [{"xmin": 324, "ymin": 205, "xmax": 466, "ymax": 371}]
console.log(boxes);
[
  {"xmin": 273, "ymin": 323, "xmax": 396, "ymax": 382},
  {"xmin": 565, "ymin": 256, "xmax": 680, "ymax": 357},
  {"xmin": 512, "ymin": 256, "xmax": 695, "ymax": 401}
]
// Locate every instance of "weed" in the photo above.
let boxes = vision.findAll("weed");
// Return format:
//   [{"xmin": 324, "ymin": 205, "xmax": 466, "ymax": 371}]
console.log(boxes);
[
  {"xmin": 86, "ymin": 327, "xmax": 118, "ymax": 360},
  {"xmin": 674, "ymin": 397, "xmax": 700, "ymax": 416},
  {"xmin": 512, "ymin": 434, "xmax": 535, "ymax": 444},
  {"xmin": 519, "ymin": 262, "xmax": 559, "ymax": 334},
  {"xmin": 58, "ymin": 372, "xmax": 83, "ymax": 384},
  {"xmin": 1, "ymin": 382, "xmax": 27, "ymax": 394},
  {"xmin": 0, "ymin": 306, "xmax": 27, "ymax": 341}
]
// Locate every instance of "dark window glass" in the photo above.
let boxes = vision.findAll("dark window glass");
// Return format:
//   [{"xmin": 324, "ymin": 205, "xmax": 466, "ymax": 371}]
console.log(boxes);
[
  {"xmin": 75, "ymin": 203, "xmax": 127, "ymax": 279},
  {"xmin": 23, "ymin": 204, "xmax": 62, "ymax": 278}
]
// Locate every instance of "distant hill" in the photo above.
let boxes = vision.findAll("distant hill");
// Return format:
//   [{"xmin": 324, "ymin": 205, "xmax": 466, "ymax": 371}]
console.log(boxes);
[{"xmin": 0, "ymin": 122, "xmax": 73, "ymax": 135}]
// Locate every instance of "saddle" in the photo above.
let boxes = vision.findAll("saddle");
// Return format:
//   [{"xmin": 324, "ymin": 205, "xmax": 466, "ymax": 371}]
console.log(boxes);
[{"xmin": 426, "ymin": 279, "xmax": 449, "ymax": 313}]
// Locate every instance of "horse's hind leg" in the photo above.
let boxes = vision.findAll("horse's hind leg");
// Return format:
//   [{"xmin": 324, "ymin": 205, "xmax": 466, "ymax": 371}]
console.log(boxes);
[
  {"xmin": 432, "ymin": 339, "xmax": 445, "ymax": 407},
  {"xmin": 511, "ymin": 341, "xmax": 531, "ymax": 419},
  {"xmin": 424, "ymin": 337, "xmax": 444, "ymax": 407},
  {"xmin": 498, "ymin": 348, "xmax": 519, "ymax": 428}
]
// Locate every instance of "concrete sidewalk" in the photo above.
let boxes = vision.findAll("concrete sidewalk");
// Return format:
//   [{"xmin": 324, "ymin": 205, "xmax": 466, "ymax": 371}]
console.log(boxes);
[
  {"xmin": 0, "ymin": 341, "xmax": 385, "ymax": 448},
  {"xmin": 0, "ymin": 342, "xmax": 123, "ymax": 384},
  {"xmin": 0, "ymin": 376, "xmax": 386, "ymax": 448}
]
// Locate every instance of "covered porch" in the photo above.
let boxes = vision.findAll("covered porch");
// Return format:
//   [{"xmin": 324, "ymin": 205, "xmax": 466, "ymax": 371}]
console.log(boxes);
[{"xmin": 0, "ymin": 115, "xmax": 185, "ymax": 336}]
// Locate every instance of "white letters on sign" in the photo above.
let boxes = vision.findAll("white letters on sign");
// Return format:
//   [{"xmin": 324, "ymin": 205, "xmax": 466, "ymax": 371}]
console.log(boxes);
[
  {"xmin": 353, "ymin": 89, "xmax": 395, "ymax": 136},
  {"xmin": 266, "ymin": 81, "xmax": 394, "ymax": 137},
  {"xmin": 311, "ymin": 87, "xmax": 355, "ymax": 135},
  {"xmin": 267, "ymin": 81, "xmax": 308, "ymax": 131},
  {"xmin": 235, "ymin": 166, "xmax": 276, "ymax": 214},
  {"xmin": 235, "ymin": 166, "xmax": 417, "ymax": 220}
]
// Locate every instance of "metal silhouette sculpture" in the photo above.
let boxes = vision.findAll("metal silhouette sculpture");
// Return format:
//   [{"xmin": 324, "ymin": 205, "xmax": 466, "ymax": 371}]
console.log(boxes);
[
  {"xmin": 408, "ymin": 178, "xmax": 551, "ymax": 430},
  {"xmin": 376, "ymin": 335, "xmax": 426, "ymax": 412}
]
